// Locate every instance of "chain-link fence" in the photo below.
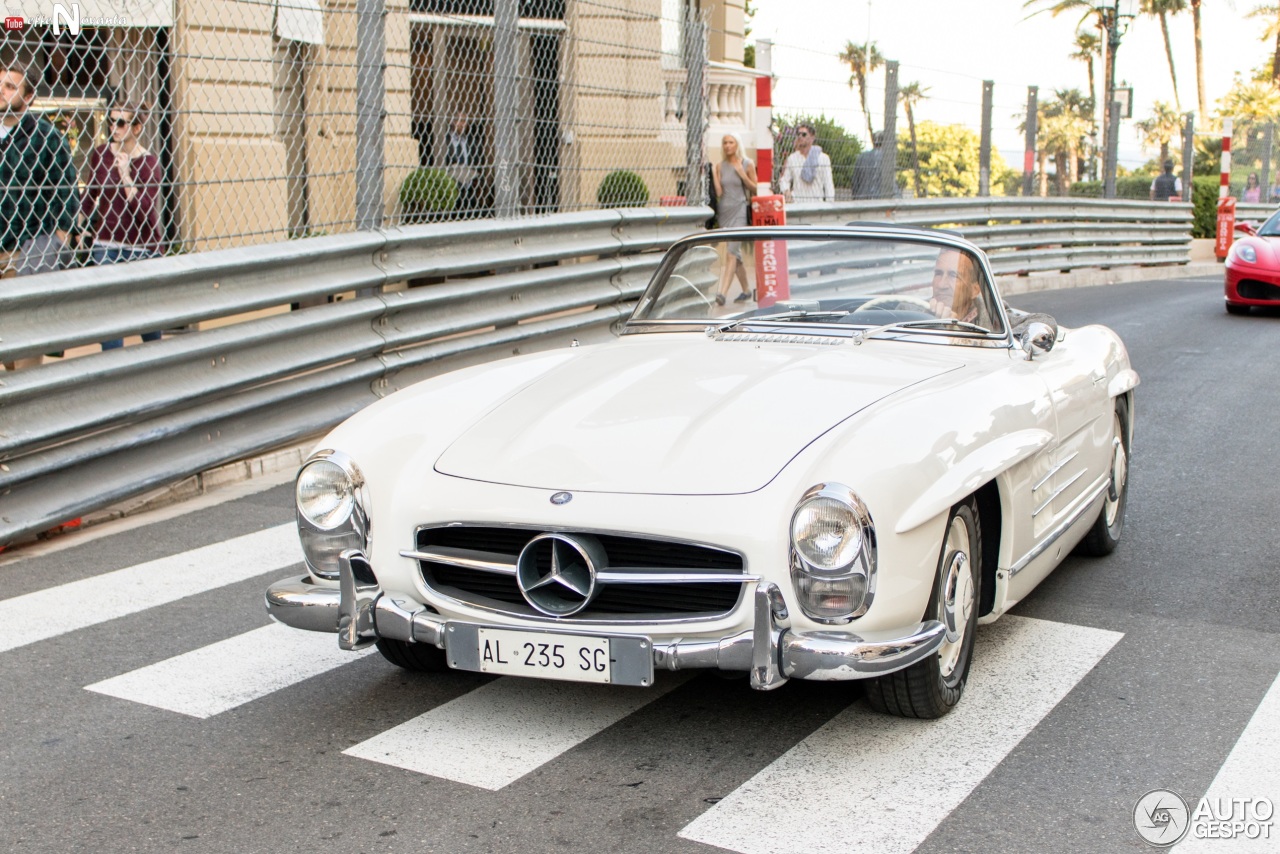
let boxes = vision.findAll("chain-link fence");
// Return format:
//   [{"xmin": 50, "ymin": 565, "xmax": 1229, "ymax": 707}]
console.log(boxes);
[
  {"xmin": 0, "ymin": 0, "xmax": 721, "ymax": 272},
  {"xmin": 0, "ymin": 0, "xmax": 1218, "ymax": 281},
  {"xmin": 1228, "ymin": 121, "xmax": 1280, "ymax": 205}
]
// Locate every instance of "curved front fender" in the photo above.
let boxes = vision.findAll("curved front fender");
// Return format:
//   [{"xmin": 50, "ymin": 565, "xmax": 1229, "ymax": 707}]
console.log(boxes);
[{"xmin": 893, "ymin": 428, "xmax": 1054, "ymax": 534}]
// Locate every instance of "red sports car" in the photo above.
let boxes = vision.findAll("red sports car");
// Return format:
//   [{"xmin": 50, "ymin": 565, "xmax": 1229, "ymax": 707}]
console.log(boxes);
[{"xmin": 1225, "ymin": 212, "xmax": 1280, "ymax": 315}]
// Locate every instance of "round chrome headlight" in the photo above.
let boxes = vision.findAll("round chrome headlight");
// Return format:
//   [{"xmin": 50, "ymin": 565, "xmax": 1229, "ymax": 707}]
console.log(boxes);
[
  {"xmin": 791, "ymin": 496, "xmax": 862, "ymax": 571},
  {"xmin": 296, "ymin": 459, "xmax": 356, "ymax": 530}
]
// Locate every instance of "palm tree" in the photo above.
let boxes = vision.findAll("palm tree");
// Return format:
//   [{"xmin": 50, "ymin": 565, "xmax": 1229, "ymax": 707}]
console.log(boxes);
[
  {"xmin": 1040, "ymin": 89, "xmax": 1094, "ymax": 194},
  {"xmin": 838, "ymin": 40, "xmax": 885, "ymax": 142},
  {"xmin": 1246, "ymin": 4, "xmax": 1280, "ymax": 86},
  {"xmin": 1191, "ymin": 0, "xmax": 1206, "ymax": 120},
  {"xmin": 1071, "ymin": 30, "xmax": 1102, "ymax": 179},
  {"xmin": 1135, "ymin": 101, "xmax": 1185, "ymax": 163},
  {"xmin": 898, "ymin": 81, "xmax": 930, "ymax": 197},
  {"xmin": 1142, "ymin": 0, "xmax": 1187, "ymax": 109},
  {"xmin": 1025, "ymin": 1, "xmax": 1110, "ymax": 177}
]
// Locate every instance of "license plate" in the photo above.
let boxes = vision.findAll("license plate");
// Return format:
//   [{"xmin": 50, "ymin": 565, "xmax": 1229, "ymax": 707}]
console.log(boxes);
[{"xmin": 476, "ymin": 627, "xmax": 612, "ymax": 684}]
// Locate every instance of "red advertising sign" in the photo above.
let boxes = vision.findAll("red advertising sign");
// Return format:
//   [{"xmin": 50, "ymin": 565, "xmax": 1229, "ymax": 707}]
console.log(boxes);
[
  {"xmin": 1215, "ymin": 196, "xmax": 1236, "ymax": 259},
  {"xmin": 751, "ymin": 194, "xmax": 790, "ymax": 307},
  {"xmin": 4, "ymin": 16, "xmax": 25, "ymax": 31}
]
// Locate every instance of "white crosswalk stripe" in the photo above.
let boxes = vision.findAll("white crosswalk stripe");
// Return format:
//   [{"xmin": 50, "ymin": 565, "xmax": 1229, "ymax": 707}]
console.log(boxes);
[
  {"xmin": 1177, "ymin": 670, "xmax": 1280, "ymax": 852},
  {"xmin": 678, "ymin": 615, "xmax": 1124, "ymax": 854},
  {"xmin": 84, "ymin": 623, "xmax": 373, "ymax": 718},
  {"xmin": 0, "ymin": 524, "xmax": 302, "ymax": 655},
  {"xmin": 343, "ymin": 673, "xmax": 691, "ymax": 790}
]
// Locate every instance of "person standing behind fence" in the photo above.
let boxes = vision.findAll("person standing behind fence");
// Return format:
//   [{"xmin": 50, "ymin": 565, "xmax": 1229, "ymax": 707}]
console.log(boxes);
[
  {"xmin": 712, "ymin": 133, "xmax": 755, "ymax": 305},
  {"xmin": 84, "ymin": 102, "xmax": 163, "ymax": 350},
  {"xmin": 779, "ymin": 123, "xmax": 834, "ymax": 203},
  {"xmin": 445, "ymin": 115, "xmax": 477, "ymax": 216},
  {"xmin": 850, "ymin": 132, "xmax": 884, "ymax": 199},
  {"xmin": 1149, "ymin": 159, "xmax": 1182, "ymax": 201},
  {"xmin": 0, "ymin": 64, "xmax": 78, "ymax": 370},
  {"xmin": 1243, "ymin": 172, "xmax": 1262, "ymax": 203}
]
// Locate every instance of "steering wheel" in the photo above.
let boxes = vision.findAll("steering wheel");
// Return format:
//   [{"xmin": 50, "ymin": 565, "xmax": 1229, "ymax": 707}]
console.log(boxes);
[{"xmin": 852, "ymin": 294, "xmax": 934, "ymax": 313}]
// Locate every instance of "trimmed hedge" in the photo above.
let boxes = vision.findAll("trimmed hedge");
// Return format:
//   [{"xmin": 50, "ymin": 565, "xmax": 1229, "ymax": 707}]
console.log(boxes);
[
  {"xmin": 399, "ymin": 168, "xmax": 459, "ymax": 223},
  {"xmin": 1069, "ymin": 174, "xmax": 1220, "ymax": 238},
  {"xmin": 597, "ymin": 170, "xmax": 649, "ymax": 208}
]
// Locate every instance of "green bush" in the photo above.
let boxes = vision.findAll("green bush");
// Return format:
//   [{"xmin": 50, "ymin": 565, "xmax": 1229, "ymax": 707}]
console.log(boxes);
[
  {"xmin": 1067, "ymin": 175, "xmax": 1156, "ymax": 200},
  {"xmin": 1190, "ymin": 175, "xmax": 1220, "ymax": 239},
  {"xmin": 597, "ymin": 170, "xmax": 649, "ymax": 208},
  {"xmin": 399, "ymin": 168, "xmax": 458, "ymax": 223},
  {"xmin": 1068, "ymin": 174, "xmax": 1220, "ymax": 238}
]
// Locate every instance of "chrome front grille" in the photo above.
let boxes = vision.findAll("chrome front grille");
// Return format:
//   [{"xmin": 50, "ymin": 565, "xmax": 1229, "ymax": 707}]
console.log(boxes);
[{"xmin": 408, "ymin": 525, "xmax": 749, "ymax": 622}]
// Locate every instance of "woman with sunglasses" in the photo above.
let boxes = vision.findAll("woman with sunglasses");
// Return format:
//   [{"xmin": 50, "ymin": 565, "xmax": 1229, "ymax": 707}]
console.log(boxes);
[{"xmin": 85, "ymin": 103, "xmax": 163, "ymax": 349}]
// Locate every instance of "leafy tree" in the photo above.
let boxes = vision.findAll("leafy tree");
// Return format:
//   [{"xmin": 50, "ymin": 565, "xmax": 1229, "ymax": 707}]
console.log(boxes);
[
  {"xmin": 898, "ymin": 81, "xmax": 930, "ymax": 197},
  {"xmin": 1247, "ymin": 4, "xmax": 1280, "ymax": 87},
  {"xmin": 773, "ymin": 113, "xmax": 863, "ymax": 191},
  {"xmin": 899, "ymin": 121, "xmax": 1011, "ymax": 197},
  {"xmin": 743, "ymin": 0, "xmax": 757, "ymax": 67},
  {"xmin": 837, "ymin": 40, "xmax": 884, "ymax": 141},
  {"xmin": 1135, "ymin": 101, "xmax": 1184, "ymax": 164}
]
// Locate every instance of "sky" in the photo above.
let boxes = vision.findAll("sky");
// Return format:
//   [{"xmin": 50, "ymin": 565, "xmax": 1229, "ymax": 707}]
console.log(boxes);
[{"xmin": 748, "ymin": 0, "xmax": 1264, "ymax": 170}]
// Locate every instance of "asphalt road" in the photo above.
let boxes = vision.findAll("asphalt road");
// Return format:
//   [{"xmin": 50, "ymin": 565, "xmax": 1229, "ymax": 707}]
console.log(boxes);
[{"xmin": 1, "ymin": 273, "xmax": 1277, "ymax": 854}]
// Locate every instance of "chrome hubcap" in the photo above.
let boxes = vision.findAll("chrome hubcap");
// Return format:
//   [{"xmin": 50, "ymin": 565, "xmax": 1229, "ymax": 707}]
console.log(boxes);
[
  {"xmin": 1105, "ymin": 416, "xmax": 1128, "ymax": 529},
  {"xmin": 937, "ymin": 518, "xmax": 974, "ymax": 679}
]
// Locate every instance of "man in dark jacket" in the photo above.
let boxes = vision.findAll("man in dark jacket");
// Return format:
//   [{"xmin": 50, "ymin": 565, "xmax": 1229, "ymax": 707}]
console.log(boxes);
[
  {"xmin": 1149, "ymin": 159, "xmax": 1181, "ymax": 202},
  {"xmin": 1, "ymin": 64, "xmax": 78, "ymax": 368}
]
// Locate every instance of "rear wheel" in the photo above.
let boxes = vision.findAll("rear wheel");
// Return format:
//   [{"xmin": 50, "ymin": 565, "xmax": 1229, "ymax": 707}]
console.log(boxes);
[
  {"xmin": 864, "ymin": 498, "xmax": 981, "ymax": 719},
  {"xmin": 1226, "ymin": 303, "xmax": 1250, "ymax": 316},
  {"xmin": 375, "ymin": 637, "xmax": 449, "ymax": 672},
  {"xmin": 1075, "ymin": 398, "xmax": 1129, "ymax": 557}
]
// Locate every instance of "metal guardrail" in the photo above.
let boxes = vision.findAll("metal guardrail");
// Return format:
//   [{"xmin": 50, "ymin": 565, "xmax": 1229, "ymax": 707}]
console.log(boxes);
[{"xmin": 0, "ymin": 198, "xmax": 1193, "ymax": 545}]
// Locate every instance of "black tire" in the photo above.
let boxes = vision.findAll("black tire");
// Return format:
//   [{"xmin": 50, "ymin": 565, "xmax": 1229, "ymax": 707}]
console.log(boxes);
[
  {"xmin": 864, "ymin": 498, "xmax": 981, "ymax": 719},
  {"xmin": 1226, "ymin": 303, "xmax": 1250, "ymax": 316},
  {"xmin": 375, "ymin": 637, "xmax": 449, "ymax": 672},
  {"xmin": 1075, "ymin": 397, "xmax": 1130, "ymax": 557}
]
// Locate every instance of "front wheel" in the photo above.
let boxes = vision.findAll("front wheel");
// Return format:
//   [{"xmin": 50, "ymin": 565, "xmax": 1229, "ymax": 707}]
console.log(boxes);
[
  {"xmin": 375, "ymin": 637, "xmax": 449, "ymax": 672},
  {"xmin": 1074, "ymin": 397, "xmax": 1130, "ymax": 557},
  {"xmin": 864, "ymin": 498, "xmax": 981, "ymax": 719}
]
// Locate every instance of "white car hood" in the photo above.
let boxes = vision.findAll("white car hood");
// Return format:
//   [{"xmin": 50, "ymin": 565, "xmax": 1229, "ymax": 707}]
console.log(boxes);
[{"xmin": 434, "ymin": 338, "xmax": 960, "ymax": 495}]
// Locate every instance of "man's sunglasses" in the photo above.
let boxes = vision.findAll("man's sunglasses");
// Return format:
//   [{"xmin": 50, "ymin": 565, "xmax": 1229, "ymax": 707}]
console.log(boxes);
[{"xmin": 109, "ymin": 117, "xmax": 135, "ymax": 128}]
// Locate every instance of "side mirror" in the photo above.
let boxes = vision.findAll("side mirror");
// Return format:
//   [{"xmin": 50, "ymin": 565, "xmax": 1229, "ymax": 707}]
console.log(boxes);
[{"xmin": 1019, "ymin": 321, "xmax": 1056, "ymax": 360}]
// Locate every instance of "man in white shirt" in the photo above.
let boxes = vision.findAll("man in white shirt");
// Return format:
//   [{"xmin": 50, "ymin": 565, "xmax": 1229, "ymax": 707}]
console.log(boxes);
[{"xmin": 779, "ymin": 123, "xmax": 835, "ymax": 203}]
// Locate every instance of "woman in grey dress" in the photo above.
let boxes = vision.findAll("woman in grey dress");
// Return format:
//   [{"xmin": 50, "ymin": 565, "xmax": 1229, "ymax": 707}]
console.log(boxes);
[{"xmin": 713, "ymin": 134, "xmax": 757, "ymax": 305}]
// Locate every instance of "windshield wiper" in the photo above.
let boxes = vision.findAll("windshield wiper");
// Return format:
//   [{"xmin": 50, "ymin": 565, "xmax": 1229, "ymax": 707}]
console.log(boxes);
[
  {"xmin": 711, "ymin": 310, "xmax": 850, "ymax": 334},
  {"xmin": 851, "ymin": 318, "xmax": 992, "ymax": 345}
]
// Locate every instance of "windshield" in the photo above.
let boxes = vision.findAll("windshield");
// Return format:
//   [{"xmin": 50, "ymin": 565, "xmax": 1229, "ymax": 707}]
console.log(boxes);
[
  {"xmin": 1258, "ymin": 210, "xmax": 1280, "ymax": 237},
  {"xmin": 629, "ymin": 232, "xmax": 1006, "ymax": 338}
]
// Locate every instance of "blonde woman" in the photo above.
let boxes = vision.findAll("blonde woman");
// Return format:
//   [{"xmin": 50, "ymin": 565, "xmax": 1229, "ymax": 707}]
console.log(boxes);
[{"xmin": 713, "ymin": 133, "xmax": 756, "ymax": 306}]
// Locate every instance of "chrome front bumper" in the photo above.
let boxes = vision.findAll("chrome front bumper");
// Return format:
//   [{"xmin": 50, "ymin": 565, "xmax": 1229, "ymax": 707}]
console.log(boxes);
[{"xmin": 265, "ymin": 551, "xmax": 946, "ymax": 691}]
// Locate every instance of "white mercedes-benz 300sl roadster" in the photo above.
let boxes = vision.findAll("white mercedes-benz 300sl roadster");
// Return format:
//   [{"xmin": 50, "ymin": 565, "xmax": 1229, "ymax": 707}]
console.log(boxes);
[{"xmin": 266, "ymin": 225, "xmax": 1137, "ymax": 718}]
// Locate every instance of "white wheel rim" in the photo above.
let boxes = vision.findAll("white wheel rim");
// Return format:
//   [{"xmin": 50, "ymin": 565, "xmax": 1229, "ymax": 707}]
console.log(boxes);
[
  {"xmin": 1104, "ymin": 414, "xmax": 1128, "ymax": 529},
  {"xmin": 937, "ymin": 517, "xmax": 974, "ymax": 679}
]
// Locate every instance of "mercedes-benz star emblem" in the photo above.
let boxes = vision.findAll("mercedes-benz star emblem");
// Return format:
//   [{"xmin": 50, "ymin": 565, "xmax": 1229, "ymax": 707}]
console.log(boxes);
[
  {"xmin": 550, "ymin": 491, "xmax": 573, "ymax": 505},
  {"xmin": 516, "ymin": 533, "xmax": 605, "ymax": 616}
]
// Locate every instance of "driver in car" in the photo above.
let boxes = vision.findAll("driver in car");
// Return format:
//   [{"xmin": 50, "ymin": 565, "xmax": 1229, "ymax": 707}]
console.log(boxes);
[{"xmin": 928, "ymin": 249, "xmax": 981, "ymax": 324}]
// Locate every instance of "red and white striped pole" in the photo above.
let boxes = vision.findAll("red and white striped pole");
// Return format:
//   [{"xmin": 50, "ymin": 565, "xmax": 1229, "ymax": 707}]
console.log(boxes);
[
  {"xmin": 1220, "ymin": 117, "xmax": 1233, "ymax": 199},
  {"xmin": 754, "ymin": 39, "xmax": 773, "ymax": 194},
  {"xmin": 1215, "ymin": 117, "xmax": 1236, "ymax": 259}
]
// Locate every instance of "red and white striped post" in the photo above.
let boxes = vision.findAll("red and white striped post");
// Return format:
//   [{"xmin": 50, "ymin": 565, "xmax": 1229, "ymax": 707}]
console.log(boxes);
[
  {"xmin": 1215, "ymin": 117, "xmax": 1236, "ymax": 259},
  {"xmin": 1220, "ymin": 117, "xmax": 1233, "ymax": 199},
  {"xmin": 754, "ymin": 39, "xmax": 774, "ymax": 194}
]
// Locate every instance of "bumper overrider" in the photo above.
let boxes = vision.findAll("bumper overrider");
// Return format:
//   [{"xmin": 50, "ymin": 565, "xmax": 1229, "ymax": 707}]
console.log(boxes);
[{"xmin": 265, "ymin": 550, "xmax": 946, "ymax": 690}]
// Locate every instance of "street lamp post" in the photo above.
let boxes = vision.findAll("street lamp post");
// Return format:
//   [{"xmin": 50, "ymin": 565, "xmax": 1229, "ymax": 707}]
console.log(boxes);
[{"xmin": 1100, "ymin": 0, "xmax": 1136, "ymax": 198}]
